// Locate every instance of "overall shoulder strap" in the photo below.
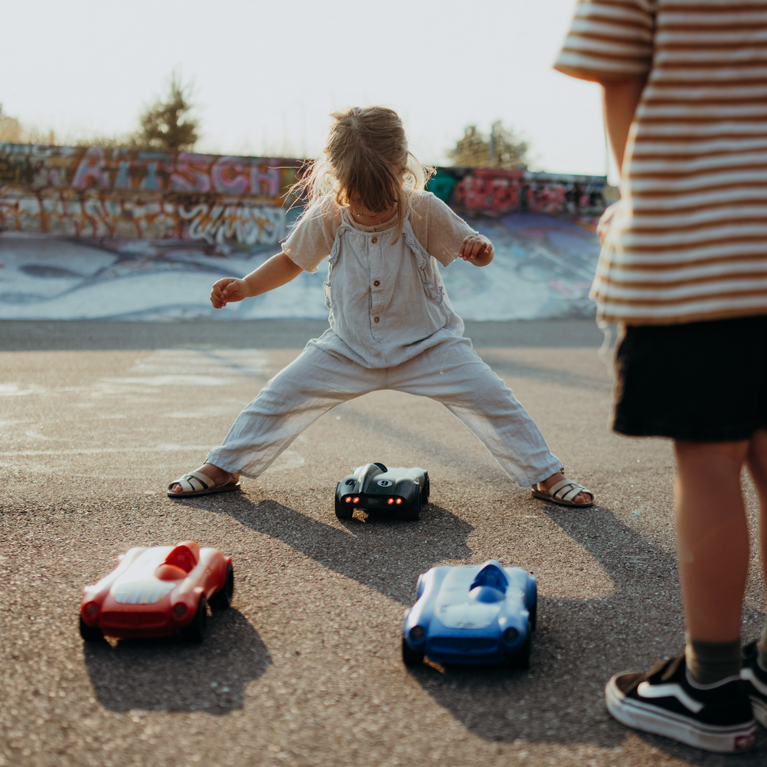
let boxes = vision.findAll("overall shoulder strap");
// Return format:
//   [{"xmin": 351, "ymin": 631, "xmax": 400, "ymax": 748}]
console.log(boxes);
[
  {"xmin": 399, "ymin": 210, "xmax": 443, "ymax": 302},
  {"xmin": 327, "ymin": 219, "xmax": 353, "ymax": 268}
]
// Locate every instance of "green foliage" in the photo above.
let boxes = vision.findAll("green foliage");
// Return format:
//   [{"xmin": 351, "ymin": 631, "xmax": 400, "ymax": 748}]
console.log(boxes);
[
  {"xmin": 449, "ymin": 121, "xmax": 529, "ymax": 170},
  {"xmin": 1, "ymin": 71, "xmax": 201, "ymax": 150},
  {"xmin": 0, "ymin": 104, "xmax": 24, "ymax": 143},
  {"xmin": 0, "ymin": 104, "xmax": 56, "ymax": 145},
  {"xmin": 71, "ymin": 134, "xmax": 127, "ymax": 149},
  {"xmin": 134, "ymin": 73, "xmax": 199, "ymax": 152}
]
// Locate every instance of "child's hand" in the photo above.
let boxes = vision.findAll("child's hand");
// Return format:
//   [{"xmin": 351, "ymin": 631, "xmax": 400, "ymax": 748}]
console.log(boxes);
[
  {"xmin": 597, "ymin": 201, "xmax": 621, "ymax": 244},
  {"xmin": 459, "ymin": 234, "xmax": 494, "ymax": 266},
  {"xmin": 211, "ymin": 278, "xmax": 249, "ymax": 309}
]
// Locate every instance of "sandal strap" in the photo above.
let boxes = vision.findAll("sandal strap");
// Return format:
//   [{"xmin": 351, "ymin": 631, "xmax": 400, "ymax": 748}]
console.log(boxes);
[
  {"xmin": 547, "ymin": 478, "xmax": 592, "ymax": 503},
  {"xmin": 169, "ymin": 471, "xmax": 216, "ymax": 493}
]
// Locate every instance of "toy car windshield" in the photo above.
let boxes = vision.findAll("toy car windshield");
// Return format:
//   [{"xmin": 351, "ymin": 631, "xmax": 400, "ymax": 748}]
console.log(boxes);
[
  {"xmin": 335, "ymin": 462, "xmax": 429, "ymax": 521},
  {"xmin": 402, "ymin": 560, "xmax": 536, "ymax": 668},
  {"xmin": 79, "ymin": 541, "xmax": 234, "ymax": 644}
]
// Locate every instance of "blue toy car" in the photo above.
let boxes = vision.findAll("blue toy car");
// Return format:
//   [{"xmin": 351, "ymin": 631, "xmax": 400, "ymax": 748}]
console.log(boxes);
[
  {"xmin": 402, "ymin": 560, "xmax": 537, "ymax": 668},
  {"xmin": 335, "ymin": 463, "xmax": 429, "ymax": 521}
]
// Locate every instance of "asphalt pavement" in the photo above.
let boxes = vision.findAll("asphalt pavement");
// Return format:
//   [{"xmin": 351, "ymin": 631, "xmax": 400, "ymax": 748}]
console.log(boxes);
[{"xmin": 2, "ymin": 318, "xmax": 765, "ymax": 767}]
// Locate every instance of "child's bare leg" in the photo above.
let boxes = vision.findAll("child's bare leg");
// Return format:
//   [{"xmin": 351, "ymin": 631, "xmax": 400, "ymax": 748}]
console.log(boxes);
[
  {"xmin": 745, "ymin": 429, "xmax": 767, "ymax": 660},
  {"xmin": 169, "ymin": 463, "xmax": 231, "ymax": 494},
  {"xmin": 674, "ymin": 439, "xmax": 750, "ymax": 643}
]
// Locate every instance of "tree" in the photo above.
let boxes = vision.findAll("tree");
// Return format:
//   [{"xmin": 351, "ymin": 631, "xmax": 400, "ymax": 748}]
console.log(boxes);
[
  {"xmin": 0, "ymin": 104, "xmax": 24, "ymax": 143},
  {"xmin": 449, "ymin": 121, "xmax": 529, "ymax": 170},
  {"xmin": 134, "ymin": 73, "xmax": 199, "ymax": 151}
]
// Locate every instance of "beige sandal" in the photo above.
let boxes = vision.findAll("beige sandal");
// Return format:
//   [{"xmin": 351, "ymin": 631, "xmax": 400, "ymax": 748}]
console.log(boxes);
[
  {"xmin": 531, "ymin": 478, "xmax": 594, "ymax": 508},
  {"xmin": 167, "ymin": 470, "xmax": 241, "ymax": 498}
]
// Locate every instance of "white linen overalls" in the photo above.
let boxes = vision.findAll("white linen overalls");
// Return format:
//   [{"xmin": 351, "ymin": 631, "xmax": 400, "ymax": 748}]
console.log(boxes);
[{"xmin": 206, "ymin": 210, "xmax": 561, "ymax": 486}]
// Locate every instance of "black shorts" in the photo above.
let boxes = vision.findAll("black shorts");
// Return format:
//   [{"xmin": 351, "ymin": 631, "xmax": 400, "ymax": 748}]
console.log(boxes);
[{"xmin": 613, "ymin": 315, "xmax": 767, "ymax": 442}]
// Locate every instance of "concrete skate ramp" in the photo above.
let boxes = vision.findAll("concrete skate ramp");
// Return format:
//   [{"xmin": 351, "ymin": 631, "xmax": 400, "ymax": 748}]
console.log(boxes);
[{"xmin": 0, "ymin": 212, "xmax": 599, "ymax": 322}]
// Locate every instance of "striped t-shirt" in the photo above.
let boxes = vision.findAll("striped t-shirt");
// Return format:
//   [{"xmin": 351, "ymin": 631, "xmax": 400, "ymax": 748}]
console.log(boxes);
[{"xmin": 555, "ymin": 0, "xmax": 767, "ymax": 325}]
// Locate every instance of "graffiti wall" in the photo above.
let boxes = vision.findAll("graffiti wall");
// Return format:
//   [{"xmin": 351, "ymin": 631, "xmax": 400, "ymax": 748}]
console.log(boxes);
[
  {"xmin": 0, "ymin": 143, "xmax": 607, "ymax": 321},
  {"xmin": 0, "ymin": 144, "xmax": 301, "ymax": 246},
  {"xmin": 0, "ymin": 144, "xmax": 607, "ymax": 243},
  {"xmin": 426, "ymin": 167, "xmax": 606, "ymax": 218},
  {"xmin": 0, "ymin": 212, "xmax": 600, "ymax": 322}
]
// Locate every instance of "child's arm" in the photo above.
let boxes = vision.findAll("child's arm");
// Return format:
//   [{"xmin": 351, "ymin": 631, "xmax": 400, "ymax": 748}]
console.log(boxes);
[
  {"xmin": 597, "ymin": 76, "xmax": 647, "ymax": 244},
  {"xmin": 601, "ymin": 76, "xmax": 647, "ymax": 175},
  {"xmin": 459, "ymin": 234, "xmax": 494, "ymax": 267},
  {"xmin": 211, "ymin": 252, "xmax": 303, "ymax": 309}
]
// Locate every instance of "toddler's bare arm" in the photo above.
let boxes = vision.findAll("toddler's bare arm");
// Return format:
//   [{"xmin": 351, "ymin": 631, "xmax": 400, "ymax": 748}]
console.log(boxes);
[{"xmin": 211, "ymin": 252, "xmax": 303, "ymax": 309}]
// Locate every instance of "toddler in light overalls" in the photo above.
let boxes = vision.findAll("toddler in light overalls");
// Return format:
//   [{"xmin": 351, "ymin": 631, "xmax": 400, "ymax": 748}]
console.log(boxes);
[{"xmin": 168, "ymin": 107, "xmax": 593, "ymax": 508}]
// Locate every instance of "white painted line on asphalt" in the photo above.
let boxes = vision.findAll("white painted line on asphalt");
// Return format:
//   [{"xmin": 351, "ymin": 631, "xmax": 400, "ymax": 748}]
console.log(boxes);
[{"xmin": 0, "ymin": 445, "xmax": 214, "ymax": 456}]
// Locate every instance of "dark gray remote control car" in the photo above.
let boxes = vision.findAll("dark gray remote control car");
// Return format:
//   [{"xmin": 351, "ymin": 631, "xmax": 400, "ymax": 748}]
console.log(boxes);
[{"xmin": 335, "ymin": 463, "xmax": 429, "ymax": 521}]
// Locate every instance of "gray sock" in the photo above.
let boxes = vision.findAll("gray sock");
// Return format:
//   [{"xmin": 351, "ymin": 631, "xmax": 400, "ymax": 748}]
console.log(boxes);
[
  {"xmin": 685, "ymin": 634, "xmax": 742, "ymax": 685},
  {"xmin": 757, "ymin": 622, "xmax": 767, "ymax": 672}
]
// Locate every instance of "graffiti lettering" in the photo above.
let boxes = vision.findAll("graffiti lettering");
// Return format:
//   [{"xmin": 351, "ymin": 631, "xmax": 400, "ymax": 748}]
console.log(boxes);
[
  {"xmin": 71, "ymin": 147, "xmax": 111, "ymax": 190},
  {"xmin": 178, "ymin": 204, "xmax": 285, "ymax": 245},
  {"xmin": 430, "ymin": 167, "xmax": 606, "ymax": 217},
  {"xmin": 1, "ymin": 143, "xmax": 298, "ymax": 200},
  {"xmin": 171, "ymin": 152, "xmax": 212, "ymax": 193},
  {"xmin": 0, "ymin": 190, "xmax": 286, "ymax": 244},
  {"xmin": 0, "ymin": 143, "xmax": 608, "ymax": 246}
]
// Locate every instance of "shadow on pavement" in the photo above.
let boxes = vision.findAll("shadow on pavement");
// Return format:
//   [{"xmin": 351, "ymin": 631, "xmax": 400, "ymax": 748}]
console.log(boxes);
[
  {"xmin": 83, "ymin": 609, "xmax": 270, "ymax": 714},
  {"xmin": 169, "ymin": 491, "xmax": 767, "ymax": 762},
  {"xmin": 478, "ymin": 352, "xmax": 613, "ymax": 393},
  {"xmin": 401, "ymin": 504, "xmax": 767, "ymax": 764},
  {"xmin": 211, "ymin": 498, "xmax": 474, "ymax": 607}
]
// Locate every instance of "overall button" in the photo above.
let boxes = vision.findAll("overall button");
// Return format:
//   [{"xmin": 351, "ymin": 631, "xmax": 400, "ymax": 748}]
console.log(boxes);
[
  {"xmin": 374, "ymin": 317, "xmax": 380, "ymax": 323},
  {"xmin": 373, "ymin": 280, "xmax": 380, "ymax": 287},
  {"xmin": 371, "ymin": 237, "xmax": 378, "ymax": 243}
]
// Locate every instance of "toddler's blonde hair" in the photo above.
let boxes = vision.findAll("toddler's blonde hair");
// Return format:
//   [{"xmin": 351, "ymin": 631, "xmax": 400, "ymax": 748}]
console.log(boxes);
[{"xmin": 294, "ymin": 106, "xmax": 434, "ymax": 240}]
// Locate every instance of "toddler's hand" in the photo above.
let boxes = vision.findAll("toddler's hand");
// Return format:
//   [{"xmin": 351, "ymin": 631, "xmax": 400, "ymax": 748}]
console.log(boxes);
[
  {"xmin": 459, "ymin": 234, "xmax": 494, "ymax": 265},
  {"xmin": 211, "ymin": 277, "xmax": 249, "ymax": 309}
]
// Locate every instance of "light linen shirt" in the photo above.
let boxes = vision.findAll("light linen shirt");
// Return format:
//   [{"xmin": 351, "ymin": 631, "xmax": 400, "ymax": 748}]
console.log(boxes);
[{"xmin": 282, "ymin": 192, "xmax": 476, "ymax": 368}]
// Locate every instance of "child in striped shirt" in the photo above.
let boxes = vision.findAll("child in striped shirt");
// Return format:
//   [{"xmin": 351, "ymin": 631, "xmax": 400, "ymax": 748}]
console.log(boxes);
[{"xmin": 556, "ymin": 0, "xmax": 767, "ymax": 754}]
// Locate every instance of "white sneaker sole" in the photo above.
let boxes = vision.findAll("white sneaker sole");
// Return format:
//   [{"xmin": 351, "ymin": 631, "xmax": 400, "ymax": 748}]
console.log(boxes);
[
  {"xmin": 605, "ymin": 675, "xmax": 756, "ymax": 754},
  {"xmin": 751, "ymin": 695, "xmax": 767, "ymax": 728}
]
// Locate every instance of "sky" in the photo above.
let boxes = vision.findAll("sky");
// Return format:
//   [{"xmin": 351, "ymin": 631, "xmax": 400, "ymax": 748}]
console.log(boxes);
[{"xmin": 0, "ymin": 0, "xmax": 611, "ymax": 179}]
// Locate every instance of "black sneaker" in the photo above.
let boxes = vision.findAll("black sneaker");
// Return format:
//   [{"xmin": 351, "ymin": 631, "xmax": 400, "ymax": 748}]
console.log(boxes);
[
  {"xmin": 742, "ymin": 642, "xmax": 767, "ymax": 727},
  {"xmin": 605, "ymin": 655, "xmax": 756, "ymax": 753}
]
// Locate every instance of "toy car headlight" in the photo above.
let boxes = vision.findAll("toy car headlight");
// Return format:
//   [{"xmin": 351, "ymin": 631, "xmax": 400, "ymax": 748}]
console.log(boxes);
[
  {"xmin": 172, "ymin": 603, "xmax": 188, "ymax": 620},
  {"xmin": 409, "ymin": 625, "xmax": 425, "ymax": 642},
  {"xmin": 82, "ymin": 601, "xmax": 99, "ymax": 619},
  {"xmin": 503, "ymin": 627, "xmax": 519, "ymax": 643}
]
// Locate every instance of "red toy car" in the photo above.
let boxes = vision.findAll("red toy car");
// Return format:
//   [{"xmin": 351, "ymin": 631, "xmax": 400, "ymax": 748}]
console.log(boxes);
[{"xmin": 79, "ymin": 541, "xmax": 233, "ymax": 643}]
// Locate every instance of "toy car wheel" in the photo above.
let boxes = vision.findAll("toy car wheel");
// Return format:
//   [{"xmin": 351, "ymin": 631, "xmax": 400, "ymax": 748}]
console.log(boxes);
[
  {"xmin": 508, "ymin": 629, "xmax": 532, "ymax": 670},
  {"xmin": 402, "ymin": 637, "xmax": 424, "ymax": 666},
  {"xmin": 179, "ymin": 595, "xmax": 207, "ymax": 643},
  {"xmin": 529, "ymin": 599, "xmax": 537, "ymax": 632},
  {"xmin": 421, "ymin": 476, "xmax": 430, "ymax": 505},
  {"xmin": 209, "ymin": 562, "xmax": 234, "ymax": 610},
  {"xmin": 335, "ymin": 495, "xmax": 353, "ymax": 519},
  {"xmin": 397, "ymin": 494, "xmax": 421, "ymax": 521},
  {"xmin": 79, "ymin": 616, "xmax": 104, "ymax": 643}
]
